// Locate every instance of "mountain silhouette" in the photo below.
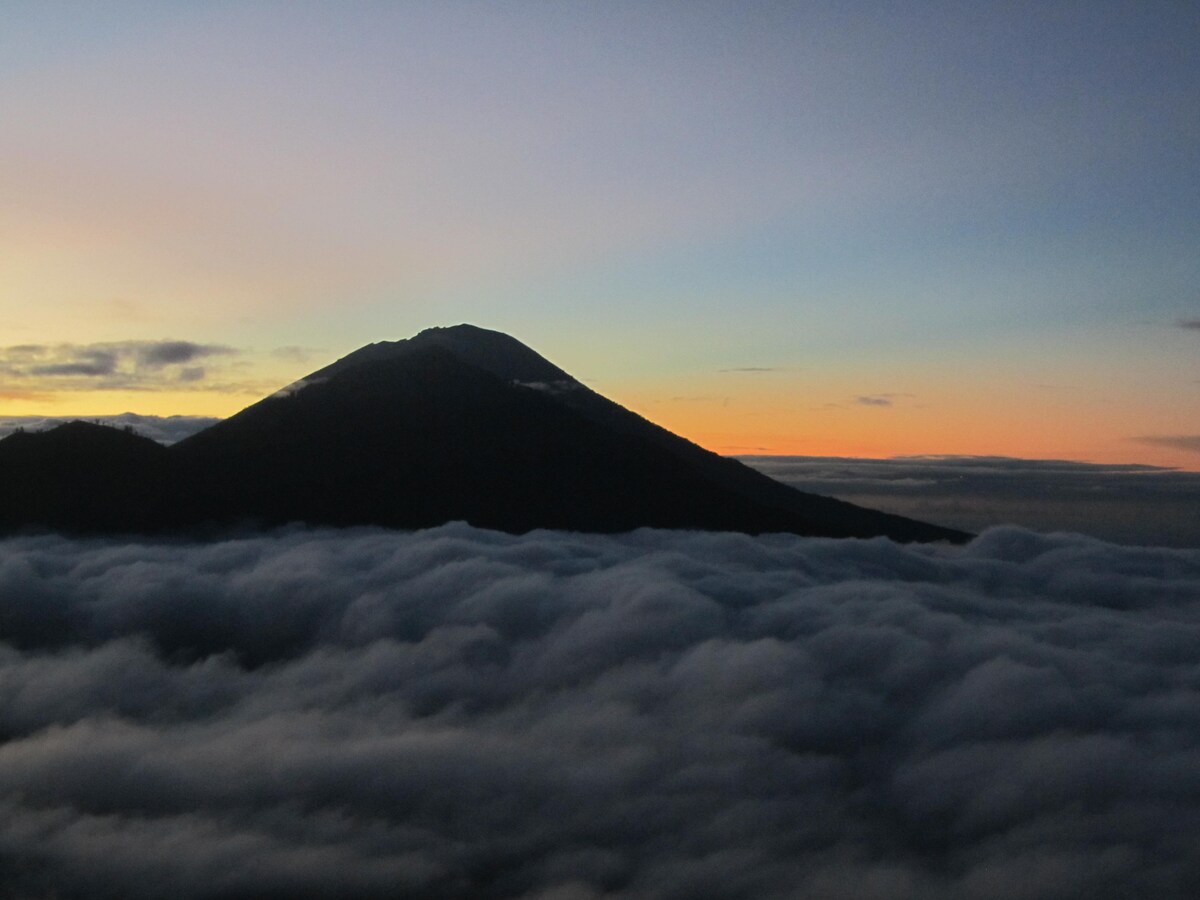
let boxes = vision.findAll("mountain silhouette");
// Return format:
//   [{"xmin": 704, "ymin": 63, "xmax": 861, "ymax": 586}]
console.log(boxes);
[{"xmin": 0, "ymin": 325, "xmax": 968, "ymax": 542}]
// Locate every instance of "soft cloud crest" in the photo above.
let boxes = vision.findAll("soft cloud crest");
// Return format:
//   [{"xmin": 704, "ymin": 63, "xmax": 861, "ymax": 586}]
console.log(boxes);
[{"xmin": 1, "ymin": 524, "xmax": 1198, "ymax": 898}]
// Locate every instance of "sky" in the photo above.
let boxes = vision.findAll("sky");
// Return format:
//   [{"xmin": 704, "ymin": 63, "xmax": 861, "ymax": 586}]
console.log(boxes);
[{"xmin": 2, "ymin": 1, "xmax": 1198, "ymax": 467}]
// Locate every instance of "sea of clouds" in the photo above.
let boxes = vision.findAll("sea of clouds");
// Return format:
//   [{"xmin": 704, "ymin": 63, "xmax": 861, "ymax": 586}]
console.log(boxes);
[{"xmin": 2, "ymin": 523, "xmax": 1198, "ymax": 898}]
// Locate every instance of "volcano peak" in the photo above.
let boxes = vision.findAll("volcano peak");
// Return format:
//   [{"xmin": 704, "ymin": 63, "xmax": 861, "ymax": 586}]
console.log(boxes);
[{"xmin": 0, "ymin": 325, "xmax": 969, "ymax": 542}]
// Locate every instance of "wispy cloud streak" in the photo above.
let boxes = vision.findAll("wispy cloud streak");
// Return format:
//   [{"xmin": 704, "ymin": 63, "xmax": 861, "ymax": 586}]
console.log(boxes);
[{"xmin": 1135, "ymin": 435, "xmax": 1200, "ymax": 454}]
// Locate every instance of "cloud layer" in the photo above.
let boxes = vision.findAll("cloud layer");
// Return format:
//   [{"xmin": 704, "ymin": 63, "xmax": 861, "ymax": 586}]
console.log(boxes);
[
  {"xmin": 1, "ymin": 524, "xmax": 1198, "ymax": 898},
  {"xmin": 743, "ymin": 455, "xmax": 1200, "ymax": 548}
]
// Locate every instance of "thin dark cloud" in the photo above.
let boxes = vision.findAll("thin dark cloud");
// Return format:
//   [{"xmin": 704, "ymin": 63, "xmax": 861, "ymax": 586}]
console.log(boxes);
[
  {"xmin": 137, "ymin": 341, "xmax": 232, "ymax": 368},
  {"xmin": 0, "ymin": 524, "xmax": 1197, "ymax": 898},
  {"xmin": 1177, "ymin": 318, "xmax": 1200, "ymax": 330},
  {"xmin": 742, "ymin": 455, "xmax": 1200, "ymax": 547},
  {"xmin": 270, "ymin": 345, "xmax": 323, "ymax": 364},
  {"xmin": 718, "ymin": 366, "xmax": 782, "ymax": 373},
  {"xmin": 855, "ymin": 392, "xmax": 914, "ymax": 408},
  {"xmin": 1135, "ymin": 435, "xmax": 1200, "ymax": 454},
  {"xmin": 31, "ymin": 348, "xmax": 119, "ymax": 377}
]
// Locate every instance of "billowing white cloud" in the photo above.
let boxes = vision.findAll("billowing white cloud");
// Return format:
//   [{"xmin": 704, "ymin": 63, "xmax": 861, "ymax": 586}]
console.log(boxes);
[{"xmin": 1, "ymin": 524, "xmax": 1197, "ymax": 898}]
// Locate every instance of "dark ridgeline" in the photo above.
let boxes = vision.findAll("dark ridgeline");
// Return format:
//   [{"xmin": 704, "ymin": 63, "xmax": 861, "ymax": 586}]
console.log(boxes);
[{"xmin": 0, "ymin": 325, "xmax": 969, "ymax": 542}]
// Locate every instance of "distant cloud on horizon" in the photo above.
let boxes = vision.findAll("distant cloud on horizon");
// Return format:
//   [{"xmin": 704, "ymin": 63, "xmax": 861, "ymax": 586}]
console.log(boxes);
[
  {"xmin": 856, "ymin": 395, "xmax": 893, "ymax": 407},
  {"xmin": 1178, "ymin": 318, "xmax": 1200, "ymax": 330},
  {"xmin": 1134, "ymin": 434, "xmax": 1200, "ymax": 454},
  {"xmin": 742, "ymin": 454, "xmax": 1200, "ymax": 548}
]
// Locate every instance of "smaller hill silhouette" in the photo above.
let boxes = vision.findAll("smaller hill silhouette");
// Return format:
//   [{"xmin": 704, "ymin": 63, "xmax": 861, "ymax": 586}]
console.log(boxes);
[
  {"xmin": 0, "ymin": 421, "xmax": 170, "ymax": 534},
  {"xmin": 0, "ymin": 326, "xmax": 969, "ymax": 542}
]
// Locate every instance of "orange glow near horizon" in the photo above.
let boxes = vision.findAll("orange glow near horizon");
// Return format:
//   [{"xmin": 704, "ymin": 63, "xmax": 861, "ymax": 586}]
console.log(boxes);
[{"xmin": 610, "ymin": 375, "xmax": 1200, "ymax": 472}]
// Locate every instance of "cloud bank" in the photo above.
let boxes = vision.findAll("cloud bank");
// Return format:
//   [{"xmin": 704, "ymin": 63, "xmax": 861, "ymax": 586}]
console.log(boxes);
[
  {"xmin": 743, "ymin": 455, "xmax": 1200, "ymax": 548},
  {"xmin": 1, "ymin": 524, "xmax": 1198, "ymax": 898}
]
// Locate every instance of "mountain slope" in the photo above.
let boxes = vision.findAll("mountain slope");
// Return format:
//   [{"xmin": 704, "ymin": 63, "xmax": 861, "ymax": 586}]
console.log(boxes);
[
  {"xmin": 169, "ymin": 325, "xmax": 966, "ymax": 541},
  {"xmin": 0, "ymin": 325, "xmax": 969, "ymax": 541}
]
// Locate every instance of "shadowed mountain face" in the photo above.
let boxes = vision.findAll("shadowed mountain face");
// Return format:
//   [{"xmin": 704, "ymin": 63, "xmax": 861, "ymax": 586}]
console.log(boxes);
[{"xmin": 0, "ymin": 325, "xmax": 968, "ymax": 542}]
